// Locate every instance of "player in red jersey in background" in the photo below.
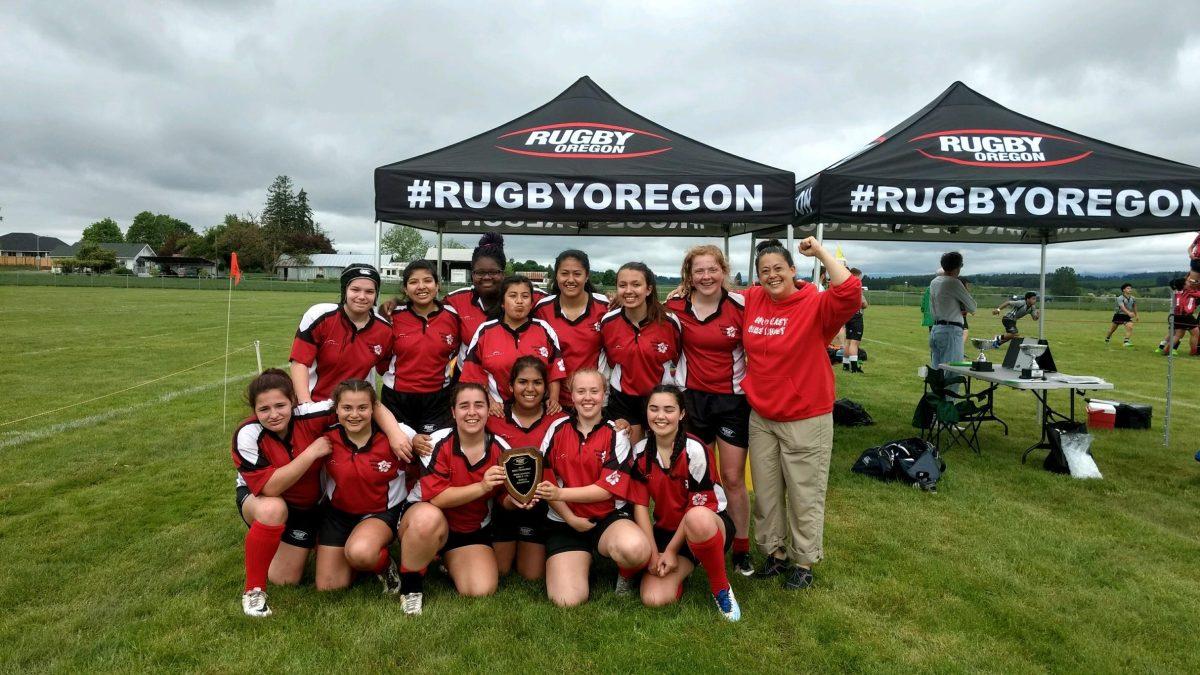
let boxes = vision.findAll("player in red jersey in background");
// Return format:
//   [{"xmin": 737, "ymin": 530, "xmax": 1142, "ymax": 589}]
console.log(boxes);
[
  {"xmin": 600, "ymin": 262, "xmax": 681, "ymax": 447},
  {"xmin": 664, "ymin": 244, "xmax": 754, "ymax": 576},
  {"xmin": 533, "ymin": 249, "xmax": 611, "ymax": 411},
  {"xmin": 290, "ymin": 264, "xmax": 392, "ymax": 402},
  {"xmin": 628, "ymin": 386, "xmax": 740, "ymax": 621},
  {"xmin": 532, "ymin": 369, "xmax": 652, "ymax": 607}
]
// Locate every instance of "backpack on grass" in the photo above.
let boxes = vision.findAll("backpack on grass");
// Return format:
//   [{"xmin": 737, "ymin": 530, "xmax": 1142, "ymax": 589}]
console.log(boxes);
[
  {"xmin": 833, "ymin": 398, "xmax": 874, "ymax": 427},
  {"xmin": 852, "ymin": 437, "xmax": 945, "ymax": 492}
]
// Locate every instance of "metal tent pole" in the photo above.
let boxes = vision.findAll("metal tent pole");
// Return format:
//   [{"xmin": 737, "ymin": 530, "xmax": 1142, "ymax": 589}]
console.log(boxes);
[
  {"xmin": 810, "ymin": 222, "xmax": 823, "ymax": 282},
  {"xmin": 375, "ymin": 220, "xmax": 382, "ymax": 272},
  {"xmin": 748, "ymin": 234, "xmax": 756, "ymax": 284},
  {"xmin": 436, "ymin": 222, "xmax": 445, "ymax": 289},
  {"xmin": 1038, "ymin": 232, "xmax": 1047, "ymax": 339},
  {"xmin": 1164, "ymin": 314, "xmax": 1175, "ymax": 447}
]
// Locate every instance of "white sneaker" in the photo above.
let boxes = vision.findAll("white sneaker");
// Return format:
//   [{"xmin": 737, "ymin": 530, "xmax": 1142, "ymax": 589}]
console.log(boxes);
[
  {"xmin": 241, "ymin": 588, "xmax": 272, "ymax": 618},
  {"xmin": 713, "ymin": 587, "xmax": 741, "ymax": 622},
  {"xmin": 378, "ymin": 559, "xmax": 402, "ymax": 595},
  {"xmin": 401, "ymin": 592, "xmax": 424, "ymax": 616},
  {"xmin": 614, "ymin": 574, "xmax": 636, "ymax": 596}
]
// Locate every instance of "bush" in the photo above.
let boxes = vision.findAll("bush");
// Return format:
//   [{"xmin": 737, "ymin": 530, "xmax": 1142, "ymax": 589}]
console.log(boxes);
[{"xmin": 111, "ymin": 267, "xmax": 133, "ymax": 275}]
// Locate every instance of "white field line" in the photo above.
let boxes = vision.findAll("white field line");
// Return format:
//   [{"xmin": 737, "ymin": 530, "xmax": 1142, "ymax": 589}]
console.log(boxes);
[
  {"xmin": 862, "ymin": 337, "xmax": 925, "ymax": 354},
  {"xmin": 12, "ymin": 346, "xmax": 70, "ymax": 357},
  {"xmin": 0, "ymin": 370, "xmax": 258, "ymax": 450}
]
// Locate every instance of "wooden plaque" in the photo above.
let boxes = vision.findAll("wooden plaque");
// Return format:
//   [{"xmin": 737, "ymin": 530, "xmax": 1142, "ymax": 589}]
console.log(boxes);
[{"xmin": 501, "ymin": 447, "xmax": 542, "ymax": 505}]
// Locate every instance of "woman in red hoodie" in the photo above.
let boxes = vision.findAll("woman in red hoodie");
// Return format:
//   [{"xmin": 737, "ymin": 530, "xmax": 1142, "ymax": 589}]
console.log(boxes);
[{"xmin": 741, "ymin": 237, "xmax": 861, "ymax": 591}]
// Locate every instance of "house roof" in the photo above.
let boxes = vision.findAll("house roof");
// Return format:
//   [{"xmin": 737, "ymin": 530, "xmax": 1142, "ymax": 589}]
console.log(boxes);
[
  {"xmin": 275, "ymin": 253, "xmax": 379, "ymax": 268},
  {"xmin": 423, "ymin": 247, "xmax": 473, "ymax": 262},
  {"xmin": 0, "ymin": 232, "xmax": 68, "ymax": 252},
  {"xmin": 49, "ymin": 242, "xmax": 155, "ymax": 259}
]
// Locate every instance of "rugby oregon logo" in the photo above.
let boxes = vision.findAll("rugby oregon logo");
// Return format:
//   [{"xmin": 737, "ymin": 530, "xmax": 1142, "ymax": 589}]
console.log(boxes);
[
  {"xmin": 908, "ymin": 129, "xmax": 1092, "ymax": 168},
  {"xmin": 496, "ymin": 122, "xmax": 672, "ymax": 159}
]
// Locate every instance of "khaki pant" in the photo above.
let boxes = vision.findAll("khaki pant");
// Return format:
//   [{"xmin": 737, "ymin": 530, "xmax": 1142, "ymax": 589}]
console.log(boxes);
[{"xmin": 748, "ymin": 411, "xmax": 832, "ymax": 566}]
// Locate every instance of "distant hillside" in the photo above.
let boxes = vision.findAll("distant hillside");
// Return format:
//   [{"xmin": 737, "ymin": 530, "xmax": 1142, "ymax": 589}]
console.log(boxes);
[{"xmin": 865, "ymin": 270, "xmax": 1191, "ymax": 296}]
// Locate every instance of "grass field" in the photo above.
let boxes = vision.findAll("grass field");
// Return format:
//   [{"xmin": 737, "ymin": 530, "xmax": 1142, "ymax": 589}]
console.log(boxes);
[{"xmin": 1, "ymin": 285, "xmax": 1198, "ymax": 672}]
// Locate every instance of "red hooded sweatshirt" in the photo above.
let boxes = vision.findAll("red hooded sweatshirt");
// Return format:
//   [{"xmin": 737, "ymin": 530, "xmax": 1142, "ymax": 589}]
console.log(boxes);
[{"xmin": 740, "ymin": 276, "xmax": 862, "ymax": 422}]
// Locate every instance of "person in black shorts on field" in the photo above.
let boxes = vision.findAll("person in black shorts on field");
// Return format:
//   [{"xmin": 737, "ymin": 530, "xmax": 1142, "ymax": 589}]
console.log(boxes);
[
  {"xmin": 842, "ymin": 267, "xmax": 868, "ymax": 372},
  {"xmin": 1104, "ymin": 283, "xmax": 1139, "ymax": 347},
  {"xmin": 991, "ymin": 291, "xmax": 1040, "ymax": 347}
]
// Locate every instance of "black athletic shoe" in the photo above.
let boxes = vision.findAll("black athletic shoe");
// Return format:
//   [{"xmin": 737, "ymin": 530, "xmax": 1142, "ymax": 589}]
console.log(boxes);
[
  {"xmin": 851, "ymin": 362, "xmax": 863, "ymax": 373},
  {"xmin": 731, "ymin": 552, "xmax": 755, "ymax": 577},
  {"xmin": 754, "ymin": 555, "xmax": 788, "ymax": 578},
  {"xmin": 783, "ymin": 565, "xmax": 814, "ymax": 590},
  {"xmin": 842, "ymin": 363, "xmax": 850, "ymax": 371}
]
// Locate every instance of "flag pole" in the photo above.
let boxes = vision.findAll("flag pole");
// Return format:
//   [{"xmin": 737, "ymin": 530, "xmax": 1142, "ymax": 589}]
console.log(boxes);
[{"xmin": 222, "ymin": 265, "xmax": 233, "ymax": 433}]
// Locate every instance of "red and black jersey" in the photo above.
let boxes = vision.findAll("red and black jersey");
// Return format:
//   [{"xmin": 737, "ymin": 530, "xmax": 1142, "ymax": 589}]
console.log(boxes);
[
  {"xmin": 486, "ymin": 403, "xmax": 567, "ymax": 450},
  {"xmin": 290, "ymin": 303, "xmax": 393, "ymax": 401},
  {"xmin": 628, "ymin": 433, "xmax": 727, "ymax": 531},
  {"xmin": 1171, "ymin": 287, "xmax": 1200, "ymax": 315},
  {"xmin": 445, "ymin": 287, "xmax": 547, "ymax": 352},
  {"xmin": 533, "ymin": 293, "xmax": 610, "ymax": 406},
  {"xmin": 599, "ymin": 309, "xmax": 682, "ymax": 395},
  {"xmin": 414, "ymin": 428, "xmax": 511, "ymax": 533},
  {"xmin": 665, "ymin": 290, "xmax": 747, "ymax": 395},
  {"xmin": 380, "ymin": 301, "xmax": 461, "ymax": 394},
  {"xmin": 460, "ymin": 318, "xmax": 566, "ymax": 402},
  {"xmin": 538, "ymin": 416, "xmax": 634, "ymax": 522},
  {"xmin": 321, "ymin": 422, "xmax": 416, "ymax": 515},
  {"xmin": 232, "ymin": 401, "xmax": 335, "ymax": 508}
]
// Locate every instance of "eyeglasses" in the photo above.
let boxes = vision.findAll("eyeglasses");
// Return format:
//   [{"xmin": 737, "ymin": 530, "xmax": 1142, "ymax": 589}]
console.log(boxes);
[{"xmin": 472, "ymin": 270, "xmax": 503, "ymax": 278}]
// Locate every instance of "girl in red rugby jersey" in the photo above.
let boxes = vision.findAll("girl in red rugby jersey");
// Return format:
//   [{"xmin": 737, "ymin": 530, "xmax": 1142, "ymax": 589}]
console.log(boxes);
[
  {"xmin": 379, "ymin": 260, "xmax": 462, "ymax": 435},
  {"xmin": 629, "ymin": 386, "xmax": 740, "ymax": 621},
  {"xmin": 663, "ymin": 244, "xmax": 754, "ymax": 576},
  {"xmin": 533, "ymin": 249, "xmax": 611, "ymax": 410},
  {"xmin": 234, "ymin": 370, "xmax": 411, "ymax": 617},
  {"xmin": 289, "ymin": 264, "xmax": 392, "ymax": 403},
  {"xmin": 532, "ymin": 369, "xmax": 652, "ymax": 607},
  {"xmin": 395, "ymin": 384, "xmax": 538, "ymax": 615},
  {"xmin": 460, "ymin": 275, "xmax": 566, "ymax": 417},
  {"xmin": 599, "ymin": 262, "xmax": 682, "ymax": 446},
  {"xmin": 314, "ymin": 380, "xmax": 417, "ymax": 595},
  {"xmin": 487, "ymin": 356, "xmax": 567, "ymax": 580}
]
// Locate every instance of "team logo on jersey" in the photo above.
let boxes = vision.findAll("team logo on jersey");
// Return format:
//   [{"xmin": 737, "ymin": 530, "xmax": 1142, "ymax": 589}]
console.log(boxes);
[
  {"xmin": 691, "ymin": 493, "xmax": 708, "ymax": 506},
  {"xmin": 375, "ymin": 460, "xmax": 393, "ymax": 473},
  {"xmin": 537, "ymin": 346, "xmax": 549, "ymax": 358},
  {"xmin": 654, "ymin": 342, "xmax": 668, "ymax": 354},
  {"xmin": 592, "ymin": 322, "xmax": 602, "ymax": 332},
  {"xmin": 599, "ymin": 449, "xmax": 608, "ymax": 463},
  {"xmin": 605, "ymin": 472, "xmax": 621, "ymax": 486},
  {"xmin": 724, "ymin": 326, "xmax": 738, "ymax": 338},
  {"xmin": 372, "ymin": 344, "xmax": 382, "ymax": 356},
  {"xmin": 443, "ymin": 334, "xmax": 454, "ymax": 346},
  {"xmin": 908, "ymin": 129, "xmax": 1092, "ymax": 168},
  {"xmin": 495, "ymin": 122, "xmax": 672, "ymax": 159}
]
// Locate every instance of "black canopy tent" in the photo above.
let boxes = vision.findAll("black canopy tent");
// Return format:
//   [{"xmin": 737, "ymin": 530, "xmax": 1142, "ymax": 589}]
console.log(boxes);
[
  {"xmin": 374, "ymin": 76, "xmax": 794, "ymax": 272},
  {"xmin": 762, "ymin": 81, "xmax": 1199, "ymax": 336}
]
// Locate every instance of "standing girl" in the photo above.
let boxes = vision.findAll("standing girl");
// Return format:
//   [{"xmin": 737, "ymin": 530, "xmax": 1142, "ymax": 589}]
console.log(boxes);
[
  {"xmin": 600, "ymin": 262, "xmax": 681, "ymax": 446},
  {"xmin": 628, "ymin": 386, "xmax": 741, "ymax": 621},
  {"xmin": 460, "ymin": 275, "xmax": 566, "ymax": 416},
  {"xmin": 663, "ymin": 245, "xmax": 754, "ymax": 575},
  {"xmin": 741, "ymin": 238, "xmax": 861, "ymax": 590},
  {"xmin": 314, "ymin": 380, "xmax": 417, "ymax": 594},
  {"xmin": 379, "ymin": 260, "xmax": 461, "ymax": 434},
  {"xmin": 1105, "ymin": 283, "xmax": 1139, "ymax": 347},
  {"xmin": 533, "ymin": 369, "xmax": 652, "ymax": 607},
  {"xmin": 533, "ymin": 249, "xmax": 611, "ymax": 410},
  {"xmin": 290, "ymin": 264, "xmax": 393, "ymax": 402},
  {"xmin": 486, "ymin": 356, "xmax": 567, "ymax": 579}
]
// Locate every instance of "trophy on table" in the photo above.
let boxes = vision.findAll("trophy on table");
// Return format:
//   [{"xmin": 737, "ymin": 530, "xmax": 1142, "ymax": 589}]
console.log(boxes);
[
  {"xmin": 500, "ymin": 447, "xmax": 543, "ymax": 505},
  {"xmin": 969, "ymin": 337, "xmax": 994, "ymax": 372},
  {"xmin": 1018, "ymin": 342, "xmax": 1047, "ymax": 379}
]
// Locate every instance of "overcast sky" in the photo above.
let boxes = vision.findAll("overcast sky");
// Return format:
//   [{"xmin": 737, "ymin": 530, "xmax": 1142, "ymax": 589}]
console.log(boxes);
[{"xmin": 3, "ymin": 0, "xmax": 1198, "ymax": 277}]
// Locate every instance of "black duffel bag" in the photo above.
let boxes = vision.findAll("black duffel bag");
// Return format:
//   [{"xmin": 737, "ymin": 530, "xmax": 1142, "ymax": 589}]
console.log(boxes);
[
  {"xmin": 852, "ymin": 437, "xmax": 945, "ymax": 492},
  {"xmin": 834, "ymin": 398, "xmax": 874, "ymax": 426}
]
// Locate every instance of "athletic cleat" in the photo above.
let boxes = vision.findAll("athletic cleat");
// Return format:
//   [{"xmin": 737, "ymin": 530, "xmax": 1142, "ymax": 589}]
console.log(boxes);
[
  {"xmin": 1104, "ymin": 337, "xmax": 1111, "ymax": 344},
  {"xmin": 1155, "ymin": 346, "xmax": 1165, "ymax": 354},
  {"xmin": 1123, "ymin": 340, "xmax": 1133, "ymax": 348},
  {"xmin": 783, "ymin": 565, "xmax": 815, "ymax": 590},
  {"xmin": 241, "ymin": 588, "xmax": 272, "ymax": 618},
  {"xmin": 401, "ymin": 592, "xmax": 424, "ymax": 616},
  {"xmin": 851, "ymin": 362, "xmax": 863, "ymax": 373},
  {"xmin": 731, "ymin": 552, "xmax": 755, "ymax": 577},
  {"xmin": 714, "ymin": 587, "xmax": 741, "ymax": 622},
  {"xmin": 614, "ymin": 574, "xmax": 636, "ymax": 596},
  {"xmin": 842, "ymin": 363, "xmax": 850, "ymax": 371},
  {"xmin": 378, "ymin": 559, "xmax": 402, "ymax": 595},
  {"xmin": 754, "ymin": 555, "xmax": 788, "ymax": 578}
]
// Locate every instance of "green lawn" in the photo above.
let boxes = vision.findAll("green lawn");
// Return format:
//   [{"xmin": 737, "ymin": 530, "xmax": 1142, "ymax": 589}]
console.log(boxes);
[{"xmin": 0, "ymin": 286, "xmax": 1197, "ymax": 672}]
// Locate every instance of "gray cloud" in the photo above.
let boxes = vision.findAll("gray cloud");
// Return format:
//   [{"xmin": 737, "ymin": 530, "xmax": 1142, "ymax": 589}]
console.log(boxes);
[{"xmin": 2, "ymin": 1, "xmax": 1197, "ymax": 277}]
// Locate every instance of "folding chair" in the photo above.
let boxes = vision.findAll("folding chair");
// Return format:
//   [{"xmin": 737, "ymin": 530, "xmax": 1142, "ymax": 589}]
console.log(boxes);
[{"xmin": 912, "ymin": 367, "xmax": 992, "ymax": 454}]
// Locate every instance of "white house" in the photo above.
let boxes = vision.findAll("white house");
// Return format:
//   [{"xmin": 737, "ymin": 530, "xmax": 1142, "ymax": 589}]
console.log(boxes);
[
  {"xmin": 274, "ymin": 253, "xmax": 380, "ymax": 281},
  {"xmin": 49, "ymin": 242, "xmax": 156, "ymax": 274}
]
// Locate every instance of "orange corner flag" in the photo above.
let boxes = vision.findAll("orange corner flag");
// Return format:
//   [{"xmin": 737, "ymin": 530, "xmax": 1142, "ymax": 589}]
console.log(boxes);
[{"xmin": 230, "ymin": 252, "xmax": 242, "ymax": 285}]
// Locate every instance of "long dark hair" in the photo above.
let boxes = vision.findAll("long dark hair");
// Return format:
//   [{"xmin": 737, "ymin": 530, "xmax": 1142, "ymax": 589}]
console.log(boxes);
[
  {"xmin": 490, "ymin": 275, "xmax": 535, "ymax": 320},
  {"xmin": 331, "ymin": 378, "xmax": 378, "ymax": 408},
  {"xmin": 509, "ymin": 356, "xmax": 549, "ymax": 408},
  {"xmin": 246, "ymin": 368, "xmax": 296, "ymax": 408},
  {"xmin": 548, "ymin": 249, "xmax": 598, "ymax": 295},
  {"xmin": 754, "ymin": 239, "xmax": 794, "ymax": 273},
  {"xmin": 400, "ymin": 259, "xmax": 440, "ymax": 305},
  {"xmin": 642, "ymin": 384, "xmax": 688, "ymax": 471},
  {"xmin": 617, "ymin": 262, "xmax": 666, "ymax": 325}
]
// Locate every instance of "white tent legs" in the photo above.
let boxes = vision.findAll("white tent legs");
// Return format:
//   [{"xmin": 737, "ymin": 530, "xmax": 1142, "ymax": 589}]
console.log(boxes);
[
  {"xmin": 436, "ymin": 222, "xmax": 444, "ymax": 289},
  {"xmin": 375, "ymin": 220, "xmax": 383, "ymax": 273},
  {"xmin": 1038, "ymin": 238, "xmax": 1047, "ymax": 339}
]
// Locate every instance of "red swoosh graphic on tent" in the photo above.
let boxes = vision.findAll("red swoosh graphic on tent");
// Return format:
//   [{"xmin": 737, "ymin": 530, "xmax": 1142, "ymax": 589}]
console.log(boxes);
[
  {"xmin": 495, "ymin": 146, "xmax": 673, "ymax": 159},
  {"xmin": 499, "ymin": 122, "xmax": 669, "ymax": 141},
  {"xmin": 915, "ymin": 149, "xmax": 1094, "ymax": 167},
  {"xmin": 908, "ymin": 129, "xmax": 1082, "ymax": 143}
]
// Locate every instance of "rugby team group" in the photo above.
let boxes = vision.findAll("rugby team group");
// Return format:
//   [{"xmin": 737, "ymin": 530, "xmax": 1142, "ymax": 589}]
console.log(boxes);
[{"xmin": 231, "ymin": 230, "xmax": 863, "ymax": 621}]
